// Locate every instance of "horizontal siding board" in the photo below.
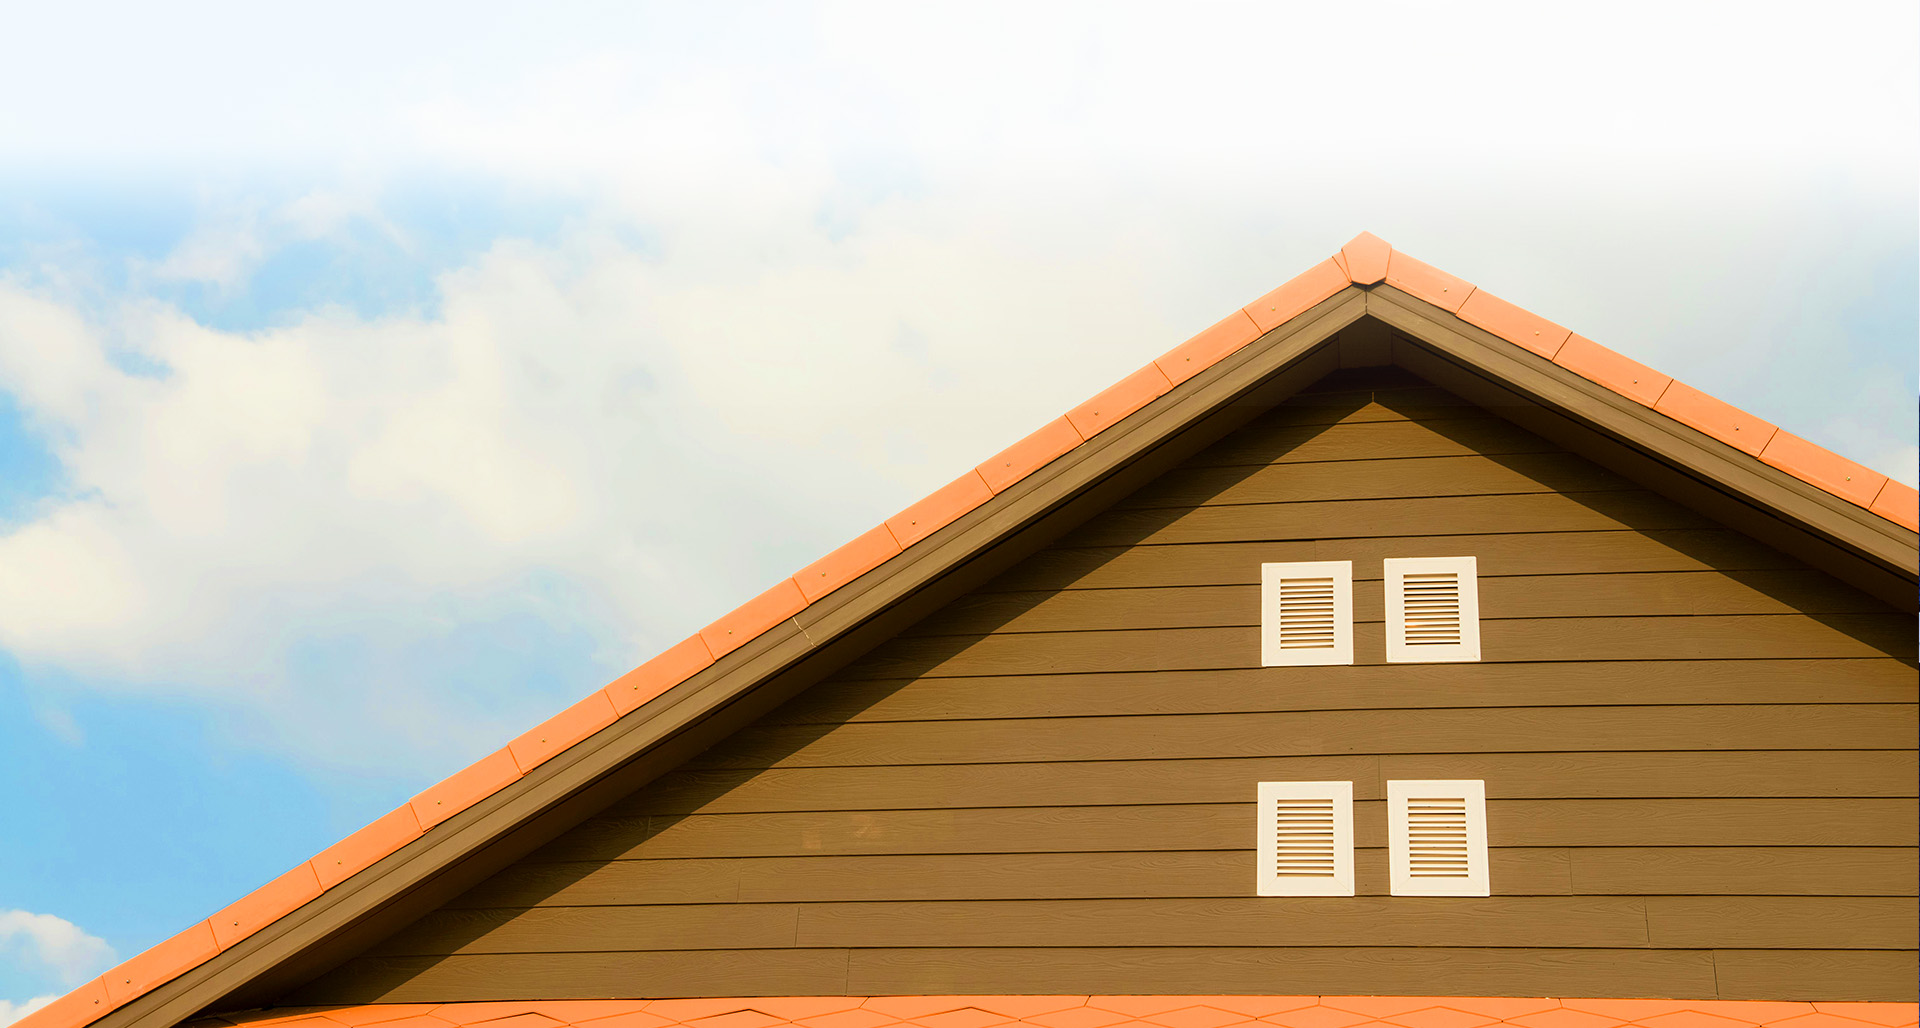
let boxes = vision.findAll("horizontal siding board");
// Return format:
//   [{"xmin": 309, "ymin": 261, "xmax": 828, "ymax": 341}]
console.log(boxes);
[
  {"xmin": 1645, "ymin": 896, "xmax": 1918, "ymax": 949},
  {"xmin": 686, "ymin": 705, "xmax": 1916, "ymax": 770},
  {"xmin": 766, "ymin": 661, "xmax": 1920, "ymax": 725},
  {"xmin": 374, "ymin": 903, "xmax": 802, "ymax": 956},
  {"xmin": 1061, "ymin": 491, "xmax": 1714, "ymax": 548},
  {"xmin": 840, "ymin": 618, "xmax": 1913, "ymax": 679},
  {"xmin": 898, "ymin": 572, "xmax": 1894, "ymax": 637},
  {"xmin": 1572, "ymin": 847, "xmax": 1920, "ymax": 897},
  {"xmin": 529, "ymin": 799, "xmax": 1919, "ymax": 862},
  {"xmin": 296, "ymin": 949, "xmax": 854, "ymax": 1003},
  {"xmin": 449, "ymin": 849, "xmax": 1576, "ymax": 908},
  {"xmin": 621, "ymin": 751, "xmax": 1919, "ymax": 816},
  {"xmin": 1112, "ymin": 453, "xmax": 1633, "ymax": 509},
  {"xmin": 1186, "ymin": 415, "xmax": 1558, "ymax": 467},
  {"xmin": 401, "ymin": 897, "xmax": 1654, "ymax": 952},
  {"xmin": 845, "ymin": 946, "xmax": 1723, "ymax": 999},
  {"xmin": 368, "ymin": 905, "xmax": 796, "ymax": 957},
  {"xmin": 978, "ymin": 530, "xmax": 1801, "ymax": 593},
  {"xmin": 1710, "ymin": 949, "xmax": 1919, "ymax": 1002}
]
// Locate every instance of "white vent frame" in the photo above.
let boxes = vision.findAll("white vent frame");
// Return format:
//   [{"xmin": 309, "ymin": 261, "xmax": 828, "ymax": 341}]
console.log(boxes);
[
  {"xmin": 1388, "ymin": 779, "xmax": 1490, "ymax": 896},
  {"xmin": 1383, "ymin": 556, "xmax": 1481, "ymax": 663},
  {"xmin": 1260, "ymin": 561, "xmax": 1354, "ymax": 667},
  {"xmin": 1255, "ymin": 781, "xmax": 1355, "ymax": 896}
]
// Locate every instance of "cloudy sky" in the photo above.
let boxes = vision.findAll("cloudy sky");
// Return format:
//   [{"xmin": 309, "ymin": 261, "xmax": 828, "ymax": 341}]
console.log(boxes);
[{"xmin": 0, "ymin": 1, "xmax": 1914, "ymax": 1020}]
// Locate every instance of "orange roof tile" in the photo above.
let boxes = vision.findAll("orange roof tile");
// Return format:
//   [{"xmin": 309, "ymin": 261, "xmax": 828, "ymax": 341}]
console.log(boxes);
[
  {"xmin": 116, "ymin": 1000, "xmax": 1888, "ymax": 1028},
  {"xmin": 30, "ymin": 235, "xmax": 1915, "ymax": 1028}
]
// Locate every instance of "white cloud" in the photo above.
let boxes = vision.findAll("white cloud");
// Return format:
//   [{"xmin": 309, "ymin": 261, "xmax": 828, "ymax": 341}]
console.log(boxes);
[
  {"xmin": 0, "ymin": 0, "xmax": 1911, "ymax": 780},
  {"xmin": 0, "ymin": 996, "xmax": 59, "ymax": 1028},
  {"xmin": 0, "ymin": 910, "xmax": 115, "ymax": 993}
]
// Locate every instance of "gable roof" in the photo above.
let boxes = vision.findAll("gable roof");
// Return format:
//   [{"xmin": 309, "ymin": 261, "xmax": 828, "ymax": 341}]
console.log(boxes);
[{"xmin": 25, "ymin": 233, "xmax": 1918, "ymax": 1028}]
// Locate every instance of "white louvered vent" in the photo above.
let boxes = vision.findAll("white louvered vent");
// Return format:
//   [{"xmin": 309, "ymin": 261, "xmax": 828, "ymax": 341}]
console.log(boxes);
[
  {"xmin": 1384, "ymin": 556, "xmax": 1481, "ymax": 663},
  {"xmin": 1388, "ymin": 779, "xmax": 1490, "ymax": 896},
  {"xmin": 1256, "ymin": 781, "xmax": 1354, "ymax": 896},
  {"xmin": 1260, "ymin": 561, "xmax": 1354, "ymax": 666}
]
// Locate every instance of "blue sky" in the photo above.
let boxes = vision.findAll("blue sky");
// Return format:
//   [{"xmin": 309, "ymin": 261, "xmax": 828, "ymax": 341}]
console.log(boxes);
[{"xmin": 1, "ymin": 2, "xmax": 1916, "ymax": 1021}]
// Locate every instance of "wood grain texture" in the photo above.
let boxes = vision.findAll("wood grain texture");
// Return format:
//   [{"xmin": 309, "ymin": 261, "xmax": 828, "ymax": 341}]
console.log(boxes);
[
  {"xmin": 295, "ymin": 949, "xmax": 854, "ymax": 1003},
  {"xmin": 843, "ymin": 946, "xmax": 1722, "ymax": 999},
  {"xmin": 980, "ymin": 530, "xmax": 1808, "ymax": 593},
  {"xmin": 1710, "ymin": 949, "xmax": 1919, "ymax": 1002},
  {"xmin": 761, "ymin": 661, "xmax": 1919, "ymax": 724},
  {"xmin": 683, "ymin": 705, "xmax": 1915, "ymax": 770},
  {"xmin": 837, "ymin": 617, "xmax": 1912, "ymax": 680},
  {"xmin": 1570, "ymin": 847, "xmax": 1920, "ymax": 896},
  {"xmin": 618, "ymin": 751, "xmax": 1918, "ymax": 816},
  {"xmin": 1644, "ymin": 896, "xmax": 1917, "ymax": 949},
  {"xmin": 1112, "ymin": 452, "xmax": 1633, "ymax": 508},
  {"xmin": 896, "ymin": 571, "xmax": 1894, "ymax": 638},
  {"xmin": 445, "ymin": 847, "xmax": 1576, "ymax": 908},
  {"xmin": 526, "ymin": 799, "xmax": 1919, "ymax": 863}
]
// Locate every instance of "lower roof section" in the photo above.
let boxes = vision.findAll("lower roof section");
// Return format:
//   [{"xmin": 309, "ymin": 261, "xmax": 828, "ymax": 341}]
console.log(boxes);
[{"xmin": 191, "ymin": 997, "xmax": 1917, "ymax": 1028}]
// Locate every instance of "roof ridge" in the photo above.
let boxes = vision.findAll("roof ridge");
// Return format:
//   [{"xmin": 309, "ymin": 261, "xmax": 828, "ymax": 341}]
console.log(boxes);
[{"xmin": 25, "ymin": 234, "xmax": 1916, "ymax": 1028}]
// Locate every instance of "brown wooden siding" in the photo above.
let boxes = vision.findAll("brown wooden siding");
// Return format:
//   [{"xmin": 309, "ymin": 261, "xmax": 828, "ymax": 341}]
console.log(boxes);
[{"xmin": 295, "ymin": 367, "xmax": 1919, "ymax": 1004}]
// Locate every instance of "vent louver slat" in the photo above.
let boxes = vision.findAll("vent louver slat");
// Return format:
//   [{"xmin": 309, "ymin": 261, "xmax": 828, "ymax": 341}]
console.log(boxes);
[
  {"xmin": 1276, "ymin": 578, "xmax": 1337, "ymax": 648},
  {"xmin": 1271, "ymin": 798, "xmax": 1337, "ymax": 876},
  {"xmin": 1406, "ymin": 797, "xmax": 1471, "ymax": 877},
  {"xmin": 1401, "ymin": 573, "xmax": 1462, "ymax": 646}
]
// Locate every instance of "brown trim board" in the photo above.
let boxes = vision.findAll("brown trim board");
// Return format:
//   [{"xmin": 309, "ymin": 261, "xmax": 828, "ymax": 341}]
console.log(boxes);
[{"xmin": 93, "ymin": 292, "xmax": 1373, "ymax": 1028}]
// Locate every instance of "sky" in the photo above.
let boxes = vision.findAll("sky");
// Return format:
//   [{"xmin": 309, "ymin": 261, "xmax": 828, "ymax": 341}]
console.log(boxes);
[{"xmin": 0, "ymin": 1, "xmax": 1915, "ymax": 1021}]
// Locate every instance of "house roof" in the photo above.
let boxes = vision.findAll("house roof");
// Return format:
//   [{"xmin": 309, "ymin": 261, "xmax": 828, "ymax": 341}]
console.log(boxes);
[
  {"xmin": 180, "ymin": 995, "xmax": 1920, "ymax": 1028},
  {"xmin": 23, "ymin": 234, "xmax": 1919, "ymax": 1028}
]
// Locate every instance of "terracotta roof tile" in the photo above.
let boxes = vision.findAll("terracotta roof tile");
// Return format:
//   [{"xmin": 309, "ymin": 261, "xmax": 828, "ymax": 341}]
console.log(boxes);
[
  {"xmin": 410, "ymin": 747, "xmax": 521, "ymax": 831},
  {"xmin": 1245, "ymin": 258, "xmax": 1349, "ymax": 332},
  {"xmin": 906, "ymin": 1010, "xmax": 1013, "ymax": 1028},
  {"xmin": 1552, "ymin": 334, "xmax": 1672, "ymax": 407},
  {"xmin": 1341, "ymin": 231, "xmax": 1392, "ymax": 285},
  {"xmin": 209, "ymin": 862, "xmax": 323, "ymax": 949},
  {"xmin": 1679, "ymin": 1004, "xmax": 1816, "ymax": 1026},
  {"xmin": 1188, "ymin": 1002, "xmax": 1319, "ymax": 1019},
  {"xmin": 645, "ymin": 1002, "xmax": 762, "ymax": 1021},
  {"xmin": 1654, "ymin": 380, "xmax": 1779, "ymax": 457},
  {"xmin": 977, "ymin": 417, "xmax": 1084, "ymax": 494},
  {"xmin": 1558, "ymin": 1004, "xmax": 1694, "ymax": 1022},
  {"xmin": 796, "ymin": 524, "xmax": 903, "ymax": 601},
  {"xmin": 700, "ymin": 577, "xmax": 808, "ymax": 659},
  {"xmin": 964, "ymin": 999, "xmax": 1091, "ymax": 1019},
  {"xmin": 1759, "ymin": 431, "xmax": 1889, "ymax": 508},
  {"xmin": 1869, "ymin": 479, "xmax": 1920, "ymax": 532},
  {"xmin": 1385, "ymin": 250, "xmax": 1473, "ymax": 312},
  {"xmin": 1379, "ymin": 1010, "xmax": 1499, "ymax": 1028},
  {"xmin": 605, "ymin": 634, "xmax": 713, "ymax": 715},
  {"xmin": 1022, "ymin": 1009, "xmax": 1136, "ymax": 1028},
  {"xmin": 326, "ymin": 1005, "xmax": 446, "ymax": 1025},
  {"xmin": 464, "ymin": 1016, "xmax": 563, "ymax": 1028},
  {"xmin": 1155, "ymin": 310, "xmax": 1263, "ymax": 387},
  {"xmin": 1087, "ymin": 1002, "xmax": 1210, "ymax": 1018},
  {"xmin": 1067, "ymin": 363, "xmax": 1174, "ymax": 440},
  {"xmin": 1505, "ymin": 1011, "xmax": 1626, "ymax": 1028},
  {"xmin": 103, "ymin": 920, "xmax": 219, "ymax": 1004},
  {"xmin": 507, "ymin": 690, "xmax": 618, "ymax": 773},
  {"xmin": 1806, "ymin": 1006, "xmax": 1919, "ymax": 1028},
  {"xmin": 795, "ymin": 1010, "xmax": 901, "ymax": 1028},
  {"xmin": 1765, "ymin": 1017, "xmax": 1890, "ymax": 1028},
  {"xmin": 1140, "ymin": 1009, "xmax": 1245, "ymax": 1028},
  {"xmin": 574, "ymin": 1012, "xmax": 677, "ymax": 1028},
  {"xmin": 1457, "ymin": 288, "xmax": 1571, "ymax": 358},
  {"xmin": 743, "ymin": 1001, "xmax": 869, "ymax": 1021},
  {"xmin": 885, "ymin": 470, "xmax": 995, "ymax": 549},
  {"xmin": 311, "ymin": 805, "xmax": 422, "ymax": 889},
  {"xmin": 686, "ymin": 1012, "xmax": 787, "ymax": 1028},
  {"xmin": 1257, "ymin": 1007, "xmax": 1375, "ymax": 1028},
  {"xmin": 1637, "ymin": 1013, "xmax": 1753, "ymax": 1028},
  {"xmin": 1435, "ymin": 1001, "xmax": 1563, "ymax": 1020}
]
